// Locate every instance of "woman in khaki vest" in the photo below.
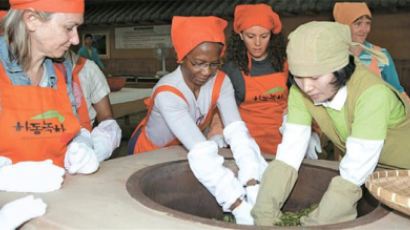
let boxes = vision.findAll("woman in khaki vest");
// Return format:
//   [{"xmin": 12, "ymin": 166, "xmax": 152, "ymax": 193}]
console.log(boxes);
[{"xmin": 251, "ymin": 21, "xmax": 410, "ymax": 226}]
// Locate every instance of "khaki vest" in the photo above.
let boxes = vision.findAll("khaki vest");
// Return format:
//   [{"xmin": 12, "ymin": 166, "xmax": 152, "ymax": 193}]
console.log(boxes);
[{"xmin": 299, "ymin": 65, "xmax": 410, "ymax": 169}]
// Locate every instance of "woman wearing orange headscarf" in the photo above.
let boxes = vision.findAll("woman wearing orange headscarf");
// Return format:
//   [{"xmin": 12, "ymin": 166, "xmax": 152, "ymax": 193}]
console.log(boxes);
[
  {"xmin": 210, "ymin": 4, "xmax": 321, "ymax": 157},
  {"xmin": 333, "ymin": 2, "xmax": 410, "ymax": 103},
  {"xmin": 0, "ymin": 1, "xmax": 100, "ymax": 227},
  {"xmin": 0, "ymin": 0, "xmax": 99, "ymax": 190},
  {"xmin": 219, "ymin": 3, "xmax": 288, "ymax": 155},
  {"xmin": 128, "ymin": 16, "xmax": 267, "ymax": 224}
]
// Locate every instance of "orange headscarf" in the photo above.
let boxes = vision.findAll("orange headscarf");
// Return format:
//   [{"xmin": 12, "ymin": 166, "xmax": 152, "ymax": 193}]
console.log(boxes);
[
  {"xmin": 0, "ymin": 10, "xmax": 7, "ymax": 20},
  {"xmin": 10, "ymin": 0, "xmax": 84, "ymax": 13},
  {"xmin": 333, "ymin": 2, "xmax": 371, "ymax": 25},
  {"xmin": 171, "ymin": 16, "xmax": 227, "ymax": 63},
  {"xmin": 233, "ymin": 3, "xmax": 282, "ymax": 34}
]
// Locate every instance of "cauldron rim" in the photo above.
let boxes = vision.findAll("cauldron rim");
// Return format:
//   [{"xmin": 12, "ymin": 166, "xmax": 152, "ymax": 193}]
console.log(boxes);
[{"xmin": 126, "ymin": 159, "xmax": 389, "ymax": 229}]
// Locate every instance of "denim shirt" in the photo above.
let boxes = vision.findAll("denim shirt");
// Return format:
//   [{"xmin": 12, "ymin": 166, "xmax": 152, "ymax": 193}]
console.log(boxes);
[{"xmin": 0, "ymin": 36, "xmax": 77, "ymax": 114}]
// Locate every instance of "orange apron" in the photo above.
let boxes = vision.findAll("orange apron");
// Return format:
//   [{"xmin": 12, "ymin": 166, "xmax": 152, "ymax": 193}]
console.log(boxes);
[
  {"xmin": 131, "ymin": 70, "xmax": 225, "ymax": 154},
  {"xmin": 71, "ymin": 57, "xmax": 92, "ymax": 130},
  {"xmin": 239, "ymin": 61, "xmax": 288, "ymax": 154},
  {"xmin": 0, "ymin": 63, "xmax": 81, "ymax": 167}
]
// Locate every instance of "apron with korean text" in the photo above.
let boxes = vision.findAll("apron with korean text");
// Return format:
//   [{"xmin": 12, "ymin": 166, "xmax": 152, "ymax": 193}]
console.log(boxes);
[{"xmin": 0, "ymin": 63, "xmax": 80, "ymax": 167}]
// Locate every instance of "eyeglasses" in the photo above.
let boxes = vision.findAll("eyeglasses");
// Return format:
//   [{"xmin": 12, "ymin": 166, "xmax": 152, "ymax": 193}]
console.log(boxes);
[{"xmin": 186, "ymin": 57, "xmax": 222, "ymax": 71}]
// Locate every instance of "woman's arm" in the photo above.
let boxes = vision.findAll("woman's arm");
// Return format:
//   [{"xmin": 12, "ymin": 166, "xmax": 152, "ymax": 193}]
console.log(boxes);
[
  {"xmin": 93, "ymin": 96, "xmax": 113, "ymax": 122},
  {"xmin": 339, "ymin": 85, "xmax": 401, "ymax": 185}
]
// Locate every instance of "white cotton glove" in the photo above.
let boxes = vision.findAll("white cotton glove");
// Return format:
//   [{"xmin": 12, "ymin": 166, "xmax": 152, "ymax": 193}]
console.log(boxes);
[
  {"xmin": 72, "ymin": 128, "xmax": 94, "ymax": 147},
  {"xmin": 91, "ymin": 119, "xmax": 122, "ymax": 162},
  {"xmin": 279, "ymin": 114, "xmax": 287, "ymax": 134},
  {"xmin": 0, "ymin": 195, "xmax": 46, "ymax": 230},
  {"xmin": 305, "ymin": 132, "xmax": 322, "ymax": 160},
  {"xmin": 209, "ymin": 134, "xmax": 228, "ymax": 148},
  {"xmin": 232, "ymin": 200, "xmax": 254, "ymax": 225},
  {"xmin": 223, "ymin": 121, "xmax": 267, "ymax": 184},
  {"xmin": 64, "ymin": 143, "xmax": 99, "ymax": 174},
  {"xmin": 245, "ymin": 184, "xmax": 260, "ymax": 207},
  {"xmin": 0, "ymin": 160, "xmax": 64, "ymax": 193},
  {"xmin": 0, "ymin": 157, "xmax": 12, "ymax": 168},
  {"xmin": 187, "ymin": 141, "xmax": 245, "ymax": 212},
  {"xmin": 64, "ymin": 128, "xmax": 99, "ymax": 174}
]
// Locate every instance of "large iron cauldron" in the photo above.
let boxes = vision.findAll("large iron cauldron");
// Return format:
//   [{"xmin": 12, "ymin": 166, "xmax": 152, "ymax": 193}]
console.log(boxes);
[{"xmin": 126, "ymin": 160, "xmax": 388, "ymax": 229}]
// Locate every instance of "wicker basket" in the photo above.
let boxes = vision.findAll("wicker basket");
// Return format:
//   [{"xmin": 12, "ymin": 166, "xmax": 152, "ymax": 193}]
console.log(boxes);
[{"xmin": 365, "ymin": 170, "xmax": 410, "ymax": 216}]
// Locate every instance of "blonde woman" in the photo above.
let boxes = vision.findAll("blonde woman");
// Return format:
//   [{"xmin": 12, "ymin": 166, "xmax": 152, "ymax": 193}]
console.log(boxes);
[{"xmin": 0, "ymin": 0, "xmax": 99, "ymax": 193}]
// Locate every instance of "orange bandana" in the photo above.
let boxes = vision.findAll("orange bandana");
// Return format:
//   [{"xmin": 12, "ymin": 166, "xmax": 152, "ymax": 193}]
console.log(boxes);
[
  {"xmin": 234, "ymin": 4, "xmax": 282, "ymax": 34},
  {"xmin": 0, "ymin": 10, "xmax": 6, "ymax": 34},
  {"xmin": 10, "ymin": 0, "xmax": 84, "ymax": 13},
  {"xmin": 171, "ymin": 16, "xmax": 227, "ymax": 63},
  {"xmin": 333, "ymin": 2, "xmax": 371, "ymax": 25},
  {"xmin": 0, "ymin": 10, "xmax": 7, "ymax": 20}
]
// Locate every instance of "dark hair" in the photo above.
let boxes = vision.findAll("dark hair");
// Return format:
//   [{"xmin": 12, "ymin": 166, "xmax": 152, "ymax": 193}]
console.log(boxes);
[
  {"xmin": 289, "ymin": 55, "xmax": 356, "ymax": 89},
  {"xmin": 225, "ymin": 30, "xmax": 287, "ymax": 75},
  {"xmin": 332, "ymin": 55, "xmax": 356, "ymax": 88},
  {"xmin": 84, "ymin": 33, "xmax": 93, "ymax": 39}
]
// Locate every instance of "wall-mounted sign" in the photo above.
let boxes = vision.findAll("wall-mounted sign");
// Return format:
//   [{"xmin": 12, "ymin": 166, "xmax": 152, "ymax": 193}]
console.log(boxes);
[{"xmin": 115, "ymin": 25, "xmax": 171, "ymax": 49}]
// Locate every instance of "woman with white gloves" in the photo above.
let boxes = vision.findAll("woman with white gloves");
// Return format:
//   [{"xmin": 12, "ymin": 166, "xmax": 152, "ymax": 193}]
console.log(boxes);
[
  {"xmin": 0, "ymin": 0, "xmax": 100, "ymax": 187},
  {"xmin": 128, "ymin": 16, "xmax": 267, "ymax": 225},
  {"xmin": 0, "ymin": 0, "xmax": 102, "ymax": 227},
  {"xmin": 62, "ymin": 50, "xmax": 122, "ymax": 163},
  {"xmin": 252, "ymin": 21, "xmax": 410, "ymax": 226}
]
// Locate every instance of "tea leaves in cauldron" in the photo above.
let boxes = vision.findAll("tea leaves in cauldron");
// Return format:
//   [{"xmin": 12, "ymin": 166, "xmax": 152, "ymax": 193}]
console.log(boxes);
[
  {"xmin": 213, "ymin": 213, "xmax": 236, "ymax": 223},
  {"xmin": 275, "ymin": 203, "xmax": 318, "ymax": 226},
  {"xmin": 218, "ymin": 203, "xmax": 317, "ymax": 226},
  {"xmin": 223, "ymin": 213, "xmax": 236, "ymax": 223}
]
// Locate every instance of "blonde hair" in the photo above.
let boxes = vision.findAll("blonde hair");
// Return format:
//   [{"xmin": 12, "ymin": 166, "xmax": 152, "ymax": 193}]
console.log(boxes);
[{"xmin": 3, "ymin": 9, "xmax": 52, "ymax": 71}]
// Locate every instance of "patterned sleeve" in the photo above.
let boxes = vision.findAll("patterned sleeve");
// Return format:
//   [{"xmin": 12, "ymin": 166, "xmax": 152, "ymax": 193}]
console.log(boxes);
[
  {"xmin": 84, "ymin": 60, "xmax": 110, "ymax": 104},
  {"xmin": 381, "ymin": 49, "xmax": 405, "ymax": 93}
]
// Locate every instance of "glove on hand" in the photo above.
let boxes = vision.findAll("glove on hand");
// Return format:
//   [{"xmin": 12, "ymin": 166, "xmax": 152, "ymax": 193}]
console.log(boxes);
[
  {"xmin": 245, "ymin": 184, "xmax": 259, "ymax": 207},
  {"xmin": 305, "ymin": 132, "xmax": 322, "ymax": 160},
  {"xmin": 64, "ymin": 142, "xmax": 99, "ymax": 174},
  {"xmin": 300, "ymin": 176, "xmax": 362, "ymax": 226},
  {"xmin": 0, "ymin": 157, "xmax": 12, "ymax": 168},
  {"xmin": 72, "ymin": 128, "xmax": 93, "ymax": 147},
  {"xmin": 187, "ymin": 141, "xmax": 244, "ymax": 212},
  {"xmin": 232, "ymin": 200, "xmax": 254, "ymax": 225},
  {"xmin": 209, "ymin": 134, "xmax": 228, "ymax": 148},
  {"xmin": 0, "ymin": 160, "xmax": 64, "ymax": 193},
  {"xmin": 0, "ymin": 195, "xmax": 46, "ymax": 230},
  {"xmin": 251, "ymin": 160, "xmax": 298, "ymax": 226},
  {"xmin": 223, "ymin": 121, "xmax": 267, "ymax": 184},
  {"xmin": 91, "ymin": 119, "xmax": 122, "ymax": 162}
]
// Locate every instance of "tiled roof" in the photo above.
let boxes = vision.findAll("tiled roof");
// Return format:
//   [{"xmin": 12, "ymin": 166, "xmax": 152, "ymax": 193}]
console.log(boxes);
[
  {"xmin": 1, "ymin": 0, "xmax": 409, "ymax": 26},
  {"xmin": 83, "ymin": 0, "xmax": 410, "ymax": 25}
]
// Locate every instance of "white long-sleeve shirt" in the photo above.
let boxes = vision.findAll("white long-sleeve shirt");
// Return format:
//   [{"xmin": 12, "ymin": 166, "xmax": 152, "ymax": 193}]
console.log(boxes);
[
  {"xmin": 277, "ymin": 84, "xmax": 405, "ymax": 186},
  {"xmin": 145, "ymin": 66, "xmax": 242, "ymax": 150}
]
